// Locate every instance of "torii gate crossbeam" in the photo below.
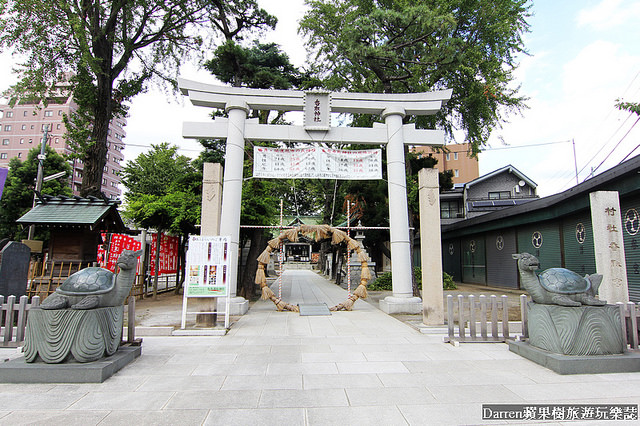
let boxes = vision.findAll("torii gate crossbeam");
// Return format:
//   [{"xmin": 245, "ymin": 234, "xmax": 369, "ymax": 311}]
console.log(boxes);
[{"xmin": 179, "ymin": 78, "xmax": 452, "ymax": 315}]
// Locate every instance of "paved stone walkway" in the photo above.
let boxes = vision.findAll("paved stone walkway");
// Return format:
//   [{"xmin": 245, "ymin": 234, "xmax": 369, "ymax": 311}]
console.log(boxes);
[{"xmin": 1, "ymin": 270, "xmax": 639, "ymax": 425}]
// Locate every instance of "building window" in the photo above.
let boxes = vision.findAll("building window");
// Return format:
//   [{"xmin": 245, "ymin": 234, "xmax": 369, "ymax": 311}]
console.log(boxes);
[
  {"xmin": 454, "ymin": 169, "xmax": 459, "ymax": 177},
  {"xmin": 102, "ymin": 178, "xmax": 107, "ymax": 185},
  {"xmin": 44, "ymin": 110, "xmax": 53, "ymax": 117},
  {"xmin": 440, "ymin": 200, "xmax": 463, "ymax": 219},
  {"xmin": 454, "ymin": 152, "xmax": 458, "ymax": 160},
  {"xmin": 445, "ymin": 153, "xmax": 450, "ymax": 161},
  {"xmin": 20, "ymin": 138, "xmax": 24, "ymax": 144},
  {"xmin": 111, "ymin": 181, "xmax": 118, "ymax": 188},
  {"xmin": 5, "ymin": 111, "xmax": 13, "ymax": 118},
  {"xmin": 28, "ymin": 139, "xmax": 33, "ymax": 144},
  {"xmin": 23, "ymin": 111, "xmax": 27, "ymax": 117},
  {"xmin": 489, "ymin": 191, "xmax": 511, "ymax": 200},
  {"xmin": 2, "ymin": 139, "xmax": 8, "ymax": 145},
  {"xmin": 55, "ymin": 138, "xmax": 59, "ymax": 144},
  {"xmin": 104, "ymin": 165, "xmax": 109, "ymax": 173},
  {"xmin": 30, "ymin": 125, "xmax": 34, "ymax": 129},
  {"xmin": 58, "ymin": 110, "xmax": 62, "ymax": 116},
  {"xmin": 56, "ymin": 124, "xmax": 61, "ymax": 130},
  {"xmin": 17, "ymin": 152, "xmax": 22, "ymax": 158},
  {"xmin": 0, "ymin": 153, "xmax": 7, "ymax": 159},
  {"xmin": 4, "ymin": 125, "xmax": 11, "ymax": 131},
  {"xmin": 21, "ymin": 124, "xmax": 26, "ymax": 130}
]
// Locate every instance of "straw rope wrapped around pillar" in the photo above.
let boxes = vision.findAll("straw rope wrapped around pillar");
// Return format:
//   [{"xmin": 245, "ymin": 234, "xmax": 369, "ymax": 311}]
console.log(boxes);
[{"xmin": 253, "ymin": 225, "xmax": 372, "ymax": 312}]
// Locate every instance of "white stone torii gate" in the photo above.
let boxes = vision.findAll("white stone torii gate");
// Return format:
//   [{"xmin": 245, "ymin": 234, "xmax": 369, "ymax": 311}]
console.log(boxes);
[{"xmin": 179, "ymin": 78, "xmax": 452, "ymax": 315}]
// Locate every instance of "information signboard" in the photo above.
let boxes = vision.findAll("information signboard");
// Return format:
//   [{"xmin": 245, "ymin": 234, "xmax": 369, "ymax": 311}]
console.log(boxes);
[
  {"xmin": 181, "ymin": 235, "xmax": 231, "ymax": 329},
  {"xmin": 253, "ymin": 146, "xmax": 382, "ymax": 180}
]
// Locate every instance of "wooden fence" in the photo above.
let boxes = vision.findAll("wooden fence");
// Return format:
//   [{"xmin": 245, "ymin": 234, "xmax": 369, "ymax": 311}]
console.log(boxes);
[
  {"xmin": 444, "ymin": 294, "xmax": 512, "ymax": 344},
  {"xmin": 1, "ymin": 295, "xmax": 40, "ymax": 347},
  {"xmin": 618, "ymin": 302, "xmax": 640, "ymax": 351}
]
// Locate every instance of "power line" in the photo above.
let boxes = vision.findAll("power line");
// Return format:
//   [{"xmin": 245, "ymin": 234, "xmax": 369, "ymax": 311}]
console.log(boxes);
[
  {"xmin": 583, "ymin": 116, "xmax": 640, "ymax": 181},
  {"xmin": 481, "ymin": 139, "xmax": 571, "ymax": 151}
]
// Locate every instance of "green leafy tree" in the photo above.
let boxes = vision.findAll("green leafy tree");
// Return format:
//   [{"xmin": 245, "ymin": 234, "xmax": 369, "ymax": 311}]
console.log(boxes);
[
  {"xmin": 0, "ymin": 0, "xmax": 275, "ymax": 197},
  {"xmin": 120, "ymin": 143, "xmax": 201, "ymax": 296},
  {"xmin": 300, "ymin": 0, "xmax": 531, "ymax": 155},
  {"xmin": 0, "ymin": 146, "xmax": 72, "ymax": 240},
  {"xmin": 616, "ymin": 100, "xmax": 640, "ymax": 116}
]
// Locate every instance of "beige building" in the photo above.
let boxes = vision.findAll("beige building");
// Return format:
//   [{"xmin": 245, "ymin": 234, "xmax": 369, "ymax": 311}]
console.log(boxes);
[
  {"xmin": 0, "ymin": 82, "xmax": 125, "ymax": 199},
  {"xmin": 412, "ymin": 143, "xmax": 479, "ymax": 184}
]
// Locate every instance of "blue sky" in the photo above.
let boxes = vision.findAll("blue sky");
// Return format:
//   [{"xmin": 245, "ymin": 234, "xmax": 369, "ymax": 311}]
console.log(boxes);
[
  {"xmin": 1, "ymin": 0, "xmax": 639, "ymax": 197},
  {"xmin": 480, "ymin": 0, "xmax": 640, "ymax": 195}
]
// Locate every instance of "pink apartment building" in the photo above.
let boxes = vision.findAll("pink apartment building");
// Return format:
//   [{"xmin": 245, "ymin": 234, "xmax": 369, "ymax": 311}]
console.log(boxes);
[{"xmin": 0, "ymin": 85, "xmax": 125, "ymax": 199}]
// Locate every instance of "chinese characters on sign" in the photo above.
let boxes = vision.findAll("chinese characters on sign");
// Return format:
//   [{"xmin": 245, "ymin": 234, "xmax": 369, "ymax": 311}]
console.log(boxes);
[
  {"xmin": 185, "ymin": 235, "xmax": 230, "ymax": 297},
  {"xmin": 253, "ymin": 146, "xmax": 382, "ymax": 180},
  {"xmin": 303, "ymin": 91, "xmax": 331, "ymax": 130},
  {"xmin": 603, "ymin": 206, "xmax": 625, "ymax": 288}
]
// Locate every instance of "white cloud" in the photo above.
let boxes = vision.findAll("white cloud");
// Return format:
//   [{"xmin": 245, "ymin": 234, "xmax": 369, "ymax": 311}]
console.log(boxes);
[{"xmin": 576, "ymin": 0, "xmax": 640, "ymax": 30}]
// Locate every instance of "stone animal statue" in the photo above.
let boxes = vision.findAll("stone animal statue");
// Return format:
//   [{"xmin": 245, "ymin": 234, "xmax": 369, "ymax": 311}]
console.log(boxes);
[
  {"xmin": 40, "ymin": 249, "xmax": 143, "ymax": 310},
  {"xmin": 512, "ymin": 252, "xmax": 607, "ymax": 306}
]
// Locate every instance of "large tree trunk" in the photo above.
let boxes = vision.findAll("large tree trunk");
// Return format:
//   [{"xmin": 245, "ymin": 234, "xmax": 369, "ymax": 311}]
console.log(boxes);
[
  {"xmin": 80, "ymin": 74, "xmax": 112, "ymax": 197},
  {"xmin": 239, "ymin": 229, "xmax": 265, "ymax": 300}
]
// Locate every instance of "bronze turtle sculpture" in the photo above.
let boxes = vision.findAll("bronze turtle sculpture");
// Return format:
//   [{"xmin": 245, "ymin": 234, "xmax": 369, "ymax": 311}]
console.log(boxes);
[
  {"xmin": 512, "ymin": 252, "xmax": 606, "ymax": 306},
  {"xmin": 40, "ymin": 249, "xmax": 143, "ymax": 310}
]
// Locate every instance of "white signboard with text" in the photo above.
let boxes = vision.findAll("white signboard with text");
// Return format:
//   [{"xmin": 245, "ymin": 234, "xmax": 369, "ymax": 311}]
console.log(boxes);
[
  {"xmin": 253, "ymin": 146, "xmax": 382, "ymax": 180},
  {"xmin": 181, "ymin": 235, "xmax": 231, "ymax": 329}
]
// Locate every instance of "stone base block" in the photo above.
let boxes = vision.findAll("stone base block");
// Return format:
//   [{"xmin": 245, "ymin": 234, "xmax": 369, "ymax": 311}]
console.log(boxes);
[
  {"xmin": 528, "ymin": 302, "xmax": 624, "ymax": 355},
  {"xmin": 379, "ymin": 296, "xmax": 422, "ymax": 314},
  {"xmin": 228, "ymin": 297, "xmax": 249, "ymax": 315},
  {"xmin": 508, "ymin": 340, "xmax": 640, "ymax": 375},
  {"xmin": 0, "ymin": 345, "xmax": 141, "ymax": 383}
]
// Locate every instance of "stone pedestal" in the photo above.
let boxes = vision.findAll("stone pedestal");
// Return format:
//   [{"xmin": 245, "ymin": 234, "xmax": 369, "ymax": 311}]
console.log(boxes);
[
  {"xmin": 418, "ymin": 168, "xmax": 444, "ymax": 325},
  {"xmin": 227, "ymin": 297, "xmax": 249, "ymax": 315},
  {"xmin": 379, "ymin": 296, "xmax": 422, "ymax": 314},
  {"xmin": 24, "ymin": 306, "xmax": 124, "ymax": 363},
  {"xmin": 527, "ymin": 302, "xmax": 624, "ymax": 355}
]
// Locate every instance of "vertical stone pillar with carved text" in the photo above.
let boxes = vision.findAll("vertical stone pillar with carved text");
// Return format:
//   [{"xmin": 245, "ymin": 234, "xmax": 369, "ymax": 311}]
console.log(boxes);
[
  {"xmin": 590, "ymin": 191, "xmax": 629, "ymax": 303},
  {"xmin": 419, "ymin": 168, "xmax": 444, "ymax": 324}
]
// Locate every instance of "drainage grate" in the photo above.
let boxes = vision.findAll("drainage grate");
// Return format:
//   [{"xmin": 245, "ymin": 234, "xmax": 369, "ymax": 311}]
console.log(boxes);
[{"xmin": 298, "ymin": 303, "xmax": 331, "ymax": 316}]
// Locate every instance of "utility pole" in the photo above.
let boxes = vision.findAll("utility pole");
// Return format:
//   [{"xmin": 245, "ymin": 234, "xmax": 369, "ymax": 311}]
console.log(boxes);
[
  {"xmin": 27, "ymin": 125, "xmax": 49, "ymax": 240},
  {"xmin": 572, "ymin": 138, "xmax": 578, "ymax": 185}
]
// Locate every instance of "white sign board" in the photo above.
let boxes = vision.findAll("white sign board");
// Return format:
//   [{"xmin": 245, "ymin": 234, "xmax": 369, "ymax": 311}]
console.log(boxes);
[
  {"xmin": 303, "ymin": 91, "xmax": 331, "ymax": 130},
  {"xmin": 185, "ymin": 235, "xmax": 230, "ymax": 297},
  {"xmin": 253, "ymin": 146, "xmax": 382, "ymax": 180},
  {"xmin": 181, "ymin": 235, "xmax": 231, "ymax": 329}
]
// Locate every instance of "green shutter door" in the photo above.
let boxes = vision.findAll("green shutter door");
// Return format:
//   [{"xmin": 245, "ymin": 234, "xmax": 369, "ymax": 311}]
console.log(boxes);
[
  {"xmin": 621, "ymin": 197, "xmax": 640, "ymax": 302},
  {"xmin": 517, "ymin": 222, "xmax": 562, "ymax": 270},
  {"xmin": 486, "ymin": 229, "xmax": 518, "ymax": 288},
  {"xmin": 442, "ymin": 239, "xmax": 462, "ymax": 282},
  {"xmin": 562, "ymin": 214, "xmax": 597, "ymax": 276},
  {"xmin": 462, "ymin": 236, "xmax": 486, "ymax": 284}
]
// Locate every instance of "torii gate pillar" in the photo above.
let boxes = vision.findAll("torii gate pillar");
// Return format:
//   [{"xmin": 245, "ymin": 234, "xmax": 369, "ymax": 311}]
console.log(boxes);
[
  {"xmin": 219, "ymin": 102, "xmax": 250, "ymax": 315},
  {"xmin": 379, "ymin": 107, "xmax": 421, "ymax": 313}
]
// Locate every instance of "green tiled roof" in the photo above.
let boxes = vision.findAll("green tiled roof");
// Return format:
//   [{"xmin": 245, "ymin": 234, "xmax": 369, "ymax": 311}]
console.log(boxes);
[{"xmin": 17, "ymin": 195, "xmax": 126, "ymax": 231}]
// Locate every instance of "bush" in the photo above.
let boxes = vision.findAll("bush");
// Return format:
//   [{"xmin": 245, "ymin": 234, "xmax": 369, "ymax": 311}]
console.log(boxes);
[{"xmin": 367, "ymin": 268, "xmax": 456, "ymax": 290}]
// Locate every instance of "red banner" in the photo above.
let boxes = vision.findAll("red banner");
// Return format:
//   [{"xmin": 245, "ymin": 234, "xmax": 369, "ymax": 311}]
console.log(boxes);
[
  {"xmin": 149, "ymin": 233, "xmax": 179, "ymax": 275},
  {"xmin": 97, "ymin": 233, "xmax": 142, "ymax": 272}
]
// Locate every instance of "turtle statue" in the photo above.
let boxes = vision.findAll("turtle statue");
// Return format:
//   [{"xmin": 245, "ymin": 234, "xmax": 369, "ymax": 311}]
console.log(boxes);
[
  {"xmin": 512, "ymin": 252, "xmax": 607, "ymax": 306},
  {"xmin": 40, "ymin": 249, "xmax": 143, "ymax": 310}
]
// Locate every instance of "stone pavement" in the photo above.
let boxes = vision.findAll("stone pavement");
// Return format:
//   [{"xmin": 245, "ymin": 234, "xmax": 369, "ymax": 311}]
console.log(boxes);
[{"xmin": 1, "ymin": 270, "xmax": 639, "ymax": 425}]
